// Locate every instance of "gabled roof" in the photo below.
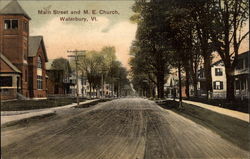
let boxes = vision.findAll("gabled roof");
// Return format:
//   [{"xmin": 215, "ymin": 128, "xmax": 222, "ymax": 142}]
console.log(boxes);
[
  {"xmin": 0, "ymin": 0, "xmax": 31, "ymax": 20},
  {"xmin": 0, "ymin": 53, "xmax": 21, "ymax": 73},
  {"xmin": 29, "ymin": 36, "xmax": 48, "ymax": 62}
]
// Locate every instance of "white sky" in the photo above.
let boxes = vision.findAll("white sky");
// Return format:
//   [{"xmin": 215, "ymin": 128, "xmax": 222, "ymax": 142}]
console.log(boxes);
[{"xmin": 0, "ymin": 0, "xmax": 137, "ymax": 68}]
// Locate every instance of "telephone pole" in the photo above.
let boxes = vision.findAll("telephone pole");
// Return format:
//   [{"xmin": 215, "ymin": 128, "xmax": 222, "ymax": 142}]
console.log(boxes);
[{"xmin": 67, "ymin": 50, "xmax": 85, "ymax": 106}]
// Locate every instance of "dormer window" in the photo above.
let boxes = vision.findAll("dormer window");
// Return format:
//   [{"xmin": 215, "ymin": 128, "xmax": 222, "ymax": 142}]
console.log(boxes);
[{"xmin": 4, "ymin": 19, "xmax": 18, "ymax": 30}]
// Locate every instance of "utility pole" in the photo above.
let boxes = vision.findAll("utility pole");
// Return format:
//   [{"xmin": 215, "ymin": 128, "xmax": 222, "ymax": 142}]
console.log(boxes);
[
  {"xmin": 67, "ymin": 50, "xmax": 85, "ymax": 106},
  {"xmin": 101, "ymin": 72, "xmax": 104, "ymax": 99}
]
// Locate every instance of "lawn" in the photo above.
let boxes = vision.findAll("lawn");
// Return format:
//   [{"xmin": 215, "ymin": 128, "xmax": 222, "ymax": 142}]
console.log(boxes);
[
  {"xmin": 184, "ymin": 97, "xmax": 248, "ymax": 113},
  {"xmin": 1, "ymin": 98, "xmax": 86, "ymax": 111},
  {"xmin": 158, "ymin": 100, "xmax": 249, "ymax": 151}
]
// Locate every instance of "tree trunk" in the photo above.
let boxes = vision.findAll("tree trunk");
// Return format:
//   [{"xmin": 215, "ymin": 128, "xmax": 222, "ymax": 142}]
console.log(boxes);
[
  {"xmin": 204, "ymin": 56, "xmax": 212, "ymax": 99},
  {"xmin": 156, "ymin": 69, "xmax": 165, "ymax": 99},
  {"xmin": 152, "ymin": 86, "xmax": 156, "ymax": 98},
  {"xmin": 178, "ymin": 62, "xmax": 183, "ymax": 108},
  {"xmin": 89, "ymin": 83, "xmax": 92, "ymax": 99},
  {"xmin": 193, "ymin": 80, "xmax": 198, "ymax": 97},
  {"xmin": 185, "ymin": 67, "xmax": 190, "ymax": 98},
  {"xmin": 225, "ymin": 66, "xmax": 235, "ymax": 101}
]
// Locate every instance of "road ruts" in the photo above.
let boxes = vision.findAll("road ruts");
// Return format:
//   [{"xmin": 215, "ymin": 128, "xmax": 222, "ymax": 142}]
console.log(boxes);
[{"xmin": 1, "ymin": 98, "xmax": 249, "ymax": 159}]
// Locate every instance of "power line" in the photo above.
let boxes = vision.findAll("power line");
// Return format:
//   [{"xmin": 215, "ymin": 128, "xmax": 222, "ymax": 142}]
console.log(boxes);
[{"xmin": 67, "ymin": 50, "xmax": 86, "ymax": 106}]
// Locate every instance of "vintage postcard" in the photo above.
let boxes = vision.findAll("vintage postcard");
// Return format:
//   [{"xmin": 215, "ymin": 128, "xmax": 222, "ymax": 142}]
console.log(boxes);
[{"xmin": 0, "ymin": 0, "xmax": 249, "ymax": 158}]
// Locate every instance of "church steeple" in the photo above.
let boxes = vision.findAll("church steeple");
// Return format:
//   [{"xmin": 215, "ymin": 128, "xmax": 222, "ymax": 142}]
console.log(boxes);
[
  {"xmin": 0, "ymin": 0, "xmax": 31, "ymax": 97},
  {"xmin": 0, "ymin": 0, "xmax": 31, "ymax": 20}
]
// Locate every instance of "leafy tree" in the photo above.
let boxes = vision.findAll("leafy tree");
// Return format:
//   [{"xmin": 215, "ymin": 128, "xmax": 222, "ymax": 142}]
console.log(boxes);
[
  {"xmin": 210, "ymin": 0, "xmax": 249, "ymax": 100},
  {"xmin": 77, "ymin": 51, "xmax": 104, "ymax": 98},
  {"xmin": 51, "ymin": 57, "xmax": 71, "ymax": 77},
  {"xmin": 191, "ymin": 0, "xmax": 215, "ymax": 99},
  {"xmin": 75, "ymin": 46, "xmax": 130, "ymax": 98},
  {"xmin": 130, "ymin": 1, "xmax": 171, "ymax": 98}
]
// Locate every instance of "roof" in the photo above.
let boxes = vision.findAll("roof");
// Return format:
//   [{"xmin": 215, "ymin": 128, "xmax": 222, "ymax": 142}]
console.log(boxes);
[
  {"xmin": 29, "ymin": 36, "xmax": 48, "ymax": 62},
  {"xmin": 0, "ymin": 0, "xmax": 31, "ymax": 20},
  {"xmin": 0, "ymin": 53, "xmax": 21, "ymax": 73},
  {"xmin": 238, "ymin": 51, "xmax": 249, "ymax": 59},
  {"xmin": 211, "ymin": 51, "xmax": 249, "ymax": 66}
]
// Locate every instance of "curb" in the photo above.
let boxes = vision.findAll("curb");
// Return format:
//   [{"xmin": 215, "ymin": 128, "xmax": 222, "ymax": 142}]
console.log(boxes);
[{"xmin": 1, "ymin": 99, "xmax": 99, "ymax": 126}]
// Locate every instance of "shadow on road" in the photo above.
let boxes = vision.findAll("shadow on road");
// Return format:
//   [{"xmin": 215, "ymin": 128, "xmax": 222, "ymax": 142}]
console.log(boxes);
[{"xmin": 157, "ymin": 100, "xmax": 250, "ymax": 151}]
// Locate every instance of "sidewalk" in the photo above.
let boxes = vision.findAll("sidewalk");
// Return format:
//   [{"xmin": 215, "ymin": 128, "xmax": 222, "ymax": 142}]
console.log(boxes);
[
  {"xmin": 1, "ymin": 99, "xmax": 99, "ymax": 125},
  {"xmin": 182, "ymin": 100, "xmax": 249, "ymax": 123}
]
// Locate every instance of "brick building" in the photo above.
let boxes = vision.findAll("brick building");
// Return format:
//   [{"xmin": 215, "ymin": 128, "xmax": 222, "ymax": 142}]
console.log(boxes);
[{"xmin": 0, "ymin": 0, "xmax": 48, "ymax": 100}]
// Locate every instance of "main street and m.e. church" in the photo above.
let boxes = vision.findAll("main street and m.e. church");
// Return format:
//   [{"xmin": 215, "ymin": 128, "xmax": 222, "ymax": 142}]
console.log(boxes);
[{"xmin": 0, "ymin": 0, "xmax": 249, "ymax": 159}]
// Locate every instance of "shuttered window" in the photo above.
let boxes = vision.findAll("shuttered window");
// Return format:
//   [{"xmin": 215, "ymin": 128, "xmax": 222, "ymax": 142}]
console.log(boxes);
[{"xmin": 213, "ymin": 81, "xmax": 223, "ymax": 90}]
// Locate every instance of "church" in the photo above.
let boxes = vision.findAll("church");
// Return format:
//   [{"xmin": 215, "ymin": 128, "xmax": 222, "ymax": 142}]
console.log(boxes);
[{"xmin": 0, "ymin": 0, "xmax": 48, "ymax": 100}]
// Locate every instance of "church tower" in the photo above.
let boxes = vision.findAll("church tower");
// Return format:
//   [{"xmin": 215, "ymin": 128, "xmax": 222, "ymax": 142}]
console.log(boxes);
[{"xmin": 0, "ymin": 0, "xmax": 31, "ymax": 97}]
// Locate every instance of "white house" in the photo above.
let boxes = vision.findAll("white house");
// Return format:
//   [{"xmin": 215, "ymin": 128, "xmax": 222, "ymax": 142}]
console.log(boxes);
[
  {"xmin": 69, "ymin": 73, "xmax": 113, "ymax": 98},
  {"xmin": 210, "ymin": 60, "xmax": 227, "ymax": 99},
  {"xmin": 195, "ymin": 51, "xmax": 249, "ymax": 99},
  {"xmin": 234, "ymin": 51, "xmax": 249, "ymax": 99}
]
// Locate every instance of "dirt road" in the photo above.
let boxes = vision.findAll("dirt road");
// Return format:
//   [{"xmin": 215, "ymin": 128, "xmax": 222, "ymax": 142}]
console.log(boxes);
[{"xmin": 1, "ymin": 98, "xmax": 249, "ymax": 159}]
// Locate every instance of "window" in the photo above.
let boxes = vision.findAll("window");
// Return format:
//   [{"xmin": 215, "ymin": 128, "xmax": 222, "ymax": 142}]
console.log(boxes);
[
  {"xmin": 215, "ymin": 68, "xmax": 223, "ymax": 76},
  {"xmin": 0, "ymin": 76, "xmax": 12, "ymax": 87},
  {"xmin": 23, "ymin": 21, "xmax": 28, "ymax": 32},
  {"xmin": 4, "ymin": 20, "xmax": 18, "ymax": 29},
  {"xmin": 12, "ymin": 20, "xmax": 18, "ymax": 29},
  {"xmin": 4, "ymin": 20, "xmax": 11, "ymax": 29},
  {"xmin": 37, "ymin": 76, "xmax": 43, "ymax": 89},
  {"xmin": 37, "ymin": 56, "xmax": 42, "ymax": 68},
  {"xmin": 213, "ymin": 81, "xmax": 223, "ymax": 90}
]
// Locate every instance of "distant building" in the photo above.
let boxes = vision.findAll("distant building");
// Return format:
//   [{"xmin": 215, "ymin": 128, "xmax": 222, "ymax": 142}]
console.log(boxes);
[
  {"xmin": 69, "ymin": 74, "xmax": 113, "ymax": 98},
  {"xmin": 164, "ymin": 72, "xmax": 187, "ymax": 98},
  {"xmin": 46, "ymin": 60, "xmax": 72, "ymax": 96},
  {"xmin": 0, "ymin": 1, "xmax": 48, "ymax": 100}
]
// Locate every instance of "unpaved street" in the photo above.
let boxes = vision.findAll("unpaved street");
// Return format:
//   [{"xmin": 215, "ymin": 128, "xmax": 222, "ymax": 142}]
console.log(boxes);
[{"xmin": 1, "ymin": 98, "xmax": 249, "ymax": 159}]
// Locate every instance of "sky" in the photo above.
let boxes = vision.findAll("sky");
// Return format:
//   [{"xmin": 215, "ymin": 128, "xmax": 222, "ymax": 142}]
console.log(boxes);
[
  {"xmin": 0, "ymin": 0, "xmax": 248, "ymax": 68},
  {"xmin": 0, "ymin": 0, "xmax": 137, "ymax": 68}
]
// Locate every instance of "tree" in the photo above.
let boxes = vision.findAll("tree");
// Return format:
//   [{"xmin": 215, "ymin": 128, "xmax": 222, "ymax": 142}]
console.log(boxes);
[
  {"xmin": 210, "ymin": 0, "xmax": 249, "ymax": 100},
  {"xmin": 130, "ymin": 1, "xmax": 171, "ymax": 98},
  {"xmin": 76, "ymin": 46, "xmax": 130, "ymax": 98},
  {"xmin": 189, "ymin": 0, "xmax": 215, "ymax": 99},
  {"xmin": 77, "ymin": 51, "xmax": 104, "ymax": 98},
  {"xmin": 51, "ymin": 57, "xmax": 71, "ymax": 77}
]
